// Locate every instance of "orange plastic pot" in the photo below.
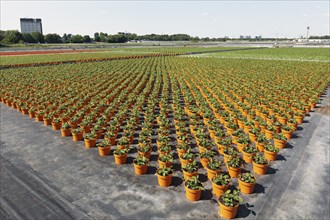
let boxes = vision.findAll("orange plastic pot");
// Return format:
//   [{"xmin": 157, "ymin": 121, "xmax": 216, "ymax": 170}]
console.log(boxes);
[
  {"xmin": 212, "ymin": 182, "xmax": 229, "ymax": 197},
  {"xmin": 294, "ymin": 115, "xmax": 304, "ymax": 124},
  {"xmin": 29, "ymin": 112, "xmax": 35, "ymax": 118},
  {"xmin": 228, "ymin": 166, "xmax": 241, "ymax": 178},
  {"xmin": 36, "ymin": 115, "xmax": 43, "ymax": 122},
  {"xmin": 219, "ymin": 202, "xmax": 239, "ymax": 219},
  {"xmin": 52, "ymin": 122, "xmax": 61, "ymax": 130},
  {"xmin": 138, "ymin": 149, "xmax": 152, "ymax": 159},
  {"xmin": 105, "ymin": 137, "xmax": 116, "ymax": 146},
  {"xmin": 252, "ymin": 161, "xmax": 268, "ymax": 175},
  {"xmin": 72, "ymin": 133, "xmax": 83, "ymax": 142},
  {"xmin": 256, "ymin": 142, "xmax": 265, "ymax": 152},
  {"xmin": 242, "ymin": 151, "xmax": 254, "ymax": 163},
  {"xmin": 133, "ymin": 163, "xmax": 148, "ymax": 175},
  {"xmin": 238, "ymin": 178, "xmax": 256, "ymax": 194},
  {"xmin": 206, "ymin": 167, "xmax": 221, "ymax": 180},
  {"xmin": 278, "ymin": 116, "xmax": 287, "ymax": 124},
  {"xmin": 84, "ymin": 138, "xmax": 96, "ymax": 148},
  {"xmin": 43, "ymin": 118, "xmax": 52, "ymax": 126},
  {"xmin": 180, "ymin": 157, "xmax": 194, "ymax": 167},
  {"xmin": 158, "ymin": 159, "xmax": 172, "ymax": 168},
  {"xmin": 282, "ymin": 130, "xmax": 293, "ymax": 139},
  {"xmin": 236, "ymin": 143, "xmax": 247, "ymax": 152},
  {"xmin": 177, "ymin": 148, "xmax": 187, "ymax": 158},
  {"xmin": 200, "ymin": 157, "xmax": 210, "ymax": 168},
  {"xmin": 185, "ymin": 185, "xmax": 202, "ymax": 201},
  {"xmin": 265, "ymin": 130, "xmax": 273, "ymax": 139},
  {"xmin": 274, "ymin": 138, "xmax": 286, "ymax": 149},
  {"xmin": 114, "ymin": 153, "xmax": 128, "ymax": 165},
  {"xmin": 61, "ymin": 129, "xmax": 71, "ymax": 137},
  {"xmin": 183, "ymin": 170, "xmax": 198, "ymax": 180},
  {"xmin": 98, "ymin": 146, "xmax": 111, "ymax": 156},
  {"xmin": 248, "ymin": 133, "xmax": 257, "ymax": 143},
  {"xmin": 264, "ymin": 149, "xmax": 277, "ymax": 161},
  {"xmin": 157, "ymin": 172, "xmax": 173, "ymax": 187}
]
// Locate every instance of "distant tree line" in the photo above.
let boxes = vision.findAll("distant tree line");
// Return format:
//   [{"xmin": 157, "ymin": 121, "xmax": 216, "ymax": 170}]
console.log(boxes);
[{"xmin": 1, "ymin": 30, "xmax": 329, "ymax": 45}]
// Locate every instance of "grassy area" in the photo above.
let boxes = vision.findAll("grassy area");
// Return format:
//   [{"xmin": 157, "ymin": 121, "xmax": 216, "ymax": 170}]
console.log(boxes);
[{"xmin": 207, "ymin": 48, "xmax": 330, "ymax": 61}]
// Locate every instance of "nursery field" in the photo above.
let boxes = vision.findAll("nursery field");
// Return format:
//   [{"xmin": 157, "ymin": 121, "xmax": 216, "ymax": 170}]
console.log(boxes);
[
  {"xmin": 1, "ymin": 51, "xmax": 330, "ymax": 219},
  {"xmin": 0, "ymin": 46, "xmax": 244, "ymax": 66}
]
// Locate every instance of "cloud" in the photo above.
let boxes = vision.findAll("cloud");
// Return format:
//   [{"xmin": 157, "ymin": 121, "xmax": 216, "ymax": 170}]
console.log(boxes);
[
  {"xmin": 212, "ymin": 18, "xmax": 217, "ymax": 22},
  {"xmin": 323, "ymin": 13, "xmax": 330, "ymax": 17},
  {"xmin": 201, "ymin": 12, "xmax": 209, "ymax": 16},
  {"xmin": 302, "ymin": 13, "xmax": 308, "ymax": 17},
  {"xmin": 99, "ymin": 10, "xmax": 108, "ymax": 14}
]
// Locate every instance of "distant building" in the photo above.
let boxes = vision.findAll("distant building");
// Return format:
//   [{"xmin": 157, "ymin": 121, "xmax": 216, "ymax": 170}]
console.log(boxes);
[{"xmin": 20, "ymin": 18, "xmax": 42, "ymax": 34}]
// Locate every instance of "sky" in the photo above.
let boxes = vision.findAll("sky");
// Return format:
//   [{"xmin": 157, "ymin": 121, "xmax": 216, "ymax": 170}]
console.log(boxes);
[{"xmin": 1, "ymin": 0, "xmax": 329, "ymax": 38}]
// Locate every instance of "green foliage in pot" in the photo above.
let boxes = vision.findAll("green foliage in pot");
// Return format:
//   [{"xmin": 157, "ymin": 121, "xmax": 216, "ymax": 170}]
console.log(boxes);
[
  {"xmin": 253, "ymin": 153, "xmax": 268, "ymax": 165},
  {"xmin": 212, "ymin": 173, "xmax": 230, "ymax": 186},
  {"xmin": 220, "ymin": 190, "xmax": 242, "ymax": 207},
  {"xmin": 185, "ymin": 175, "xmax": 204, "ymax": 190},
  {"xmin": 238, "ymin": 172, "xmax": 256, "ymax": 183}
]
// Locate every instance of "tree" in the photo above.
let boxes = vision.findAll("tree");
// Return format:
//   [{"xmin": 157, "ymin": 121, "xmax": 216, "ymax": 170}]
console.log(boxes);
[
  {"xmin": 83, "ymin": 35, "xmax": 91, "ymax": 43},
  {"xmin": 44, "ymin": 33, "xmax": 62, "ymax": 43},
  {"xmin": 22, "ymin": 33, "xmax": 36, "ymax": 43},
  {"xmin": 99, "ymin": 32, "xmax": 108, "ymax": 42},
  {"xmin": 94, "ymin": 32, "xmax": 101, "ymax": 42},
  {"xmin": 30, "ymin": 32, "xmax": 44, "ymax": 43},
  {"xmin": 1, "ymin": 30, "xmax": 23, "ymax": 44},
  {"xmin": 70, "ymin": 34, "xmax": 84, "ymax": 43}
]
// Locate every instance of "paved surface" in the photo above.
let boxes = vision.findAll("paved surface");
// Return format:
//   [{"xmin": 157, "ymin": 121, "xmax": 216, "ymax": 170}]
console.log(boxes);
[{"xmin": 0, "ymin": 87, "xmax": 329, "ymax": 220}]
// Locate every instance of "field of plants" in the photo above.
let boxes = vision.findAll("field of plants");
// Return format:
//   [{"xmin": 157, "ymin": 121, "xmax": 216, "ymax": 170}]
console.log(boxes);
[{"xmin": 1, "ymin": 50, "xmax": 329, "ymax": 218}]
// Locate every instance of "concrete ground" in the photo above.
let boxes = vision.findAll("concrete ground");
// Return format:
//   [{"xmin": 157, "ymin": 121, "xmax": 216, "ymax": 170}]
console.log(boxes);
[{"xmin": 0, "ymin": 87, "xmax": 329, "ymax": 220}]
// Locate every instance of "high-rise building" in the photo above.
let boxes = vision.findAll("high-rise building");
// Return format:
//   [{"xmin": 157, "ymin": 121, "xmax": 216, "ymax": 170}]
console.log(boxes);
[{"xmin": 20, "ymin": 18, "xmax": 43, "ymax": 34}]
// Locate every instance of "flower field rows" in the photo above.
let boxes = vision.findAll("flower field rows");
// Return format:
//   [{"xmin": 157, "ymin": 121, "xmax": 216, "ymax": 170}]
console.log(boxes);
[{"xmin": 1, "ymin": 56, "xmax": 329, "ymax": 218}]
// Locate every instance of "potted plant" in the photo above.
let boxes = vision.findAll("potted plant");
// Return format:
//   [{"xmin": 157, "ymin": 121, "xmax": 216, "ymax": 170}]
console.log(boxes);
[
  {"xmin": 184, "ymin": 175, "xmax": 204, "ymax": 201},
  {"xmin": 265, "ymin": 125, "xmax": 275, "ymax": 139},
  {"xmin": 43, "ymin": 114, "xmax": 53, "ymax": 126},
  {"xmin": 61, "ymin": 122, "xmax": 71, "ymax": 137},
  {"xmin": 206, "ymin": 158, "xmax": 222, "ymax": 180},
  {"xmin": 242, "ymin": 145, "xmax": 258, "ymax": 163},
  {"xmin": 83, "ymin": 132, "xmax": 97, "ymax": 148},
  {"xmin": 104, "ymin": 130, "xmax": 117, "ymax": 145},
  {"xmin": 138, "ymin": 145, "xmax": 152, "ymax": 159},
  {"xmin": 113, "ymin": 148, "xmax": 129, "ymax": 165},
  {"xmin": 227, "ymin": 157, "xmax": 243, "ymax": 178},
  {"xmin": 237, "ymin": 172, "xmax": 256, "ymax": 194},
  {"xmin": 223, "ymin": 147, "xmax": 238, "ymax": 164},
  {"xmin": 156, "ymin": 165, "xmax": 174, "ymax": 187},
  {"xmin": 117, "ymin": 136, "xmax": 130, "ymax": 149},
  {"xmin": 199, "ymin": 150, "xmax": 216, "ymax": 168},
  {"xmin": 281, "ymin": 124, "xmax": 294, "ymax": 139},
  {"xmin": 96, "ymin": 140, "xmax": 111, "ymax": 156},
  {"xmin": 51, "ymin": 118, "xmax": 62, "ymax": 130},
  {"xmin": 273, "ymin": 133, "xmax": 287, "ymax": 149},
  {"xmin": 211, "ymin": 173, "xmax": 231, "ymax": 197},
  {"xmin": 218, "ymin": 190, "xmax": 242, "ymax": 219},
  {"xmin": 182, "ymin": 160, "xmax": 199, "ymax": 180},
  {"xmin": 180, "ymin": 148, "xmax": 195, "ymax": 167},
  {"xmin": 248, "ymin": 127, "xmax": 260, "ymax": 143},
  {"xmin": 252, "ymin": 153, "xmax": 269, "ymax": 175},
  {"xmin": 236, "ymin": 136, "xmax": 249, "ymax": 152},
  {"xmin": 158, "ymin": 153, "xmax": 174, "ymax": 168},
  {"xmin": 71, "ymin": 127, "xmax": 83, "ymax": 142},
  {"xmin": 264, "ymin": 143, "xmax": 279, "ymax": 161},
  {"xmin": 255, "ymin": 134, "xmax": 268, "ymax": 152},
  {"xmin": 133, "ymin": 156, "xmax": 149, "ymax": 175},
  {"xmin": 177, "ymin": 142, "xmax": 189, "ymax": 158},
  {"xmin": 158, "ymin": 143, "xmax": 172, "ymax": 155}
]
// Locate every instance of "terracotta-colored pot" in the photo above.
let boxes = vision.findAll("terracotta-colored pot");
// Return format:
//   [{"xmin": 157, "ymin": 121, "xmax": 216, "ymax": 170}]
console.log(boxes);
[
  {"xmin": 52, "ymin": 122, "xmax": 62, "ymax": 130},
  {"xmin": 185, "ymin": 185, "xmax": 202, "ymax": 201},
  {"xmin": 183, "ymin": 170, "xmax": 198, "ymax": 180},
  {"xmin": 84, "ymin": 138, "xmax": 96, "ymax": 148},
  {"xmin": 206, "ymin": 167, "xmax": 221, "ymax": 180},
  {"xmin": 200, "ymin": 157, "xmax": 210, "ymax": 168},
  {"xmin": 265, "ymin": 130, "xmax": 273, "ymax": 139},
  {"xmin": 134, "ymin": 163, "xmax": 148, "ymax": 175},
  {"xmin": 256, "ymin": 142, "xmax": 265, "ymax": 152},
  {"xmin": 98, "ymin": 146, "xmax": 111, "ymax": 156},
  {"xmin": 274, "ymin": 138, "xmax": 286, "ymax": 149},
  {"xmin": 212, "ymin": 182, "xmax": 229, "ymax": 197},
  {"xmin": 36, "ymin": 115, "xmax": 43, "ymax": 122},
  {"xmin": 219, "ymin": 202, "xmax": 239, "ymax": 219},
  {"xmin": 238, "ymin": 178, "xmax": 256, "ymax": 194},
  {"xmin": 114, "ymin": 153, "xmax": 128, "ymax": 165},
  {"xmin": 157, "ymin": 172, "xmax": 173, "ymax": 187},
  {"xmin": 158, "ymin": 159, "xmax": 172, "ymax": 168},
  {"xmin": 228, "ymin": 166, "xmax": 241, "ymax": 178},
  {"xmin": 61, "ymin": 128, "xmax": 71, "ymax": 137},
  {"xmin": 264, "ymin": 149, "xmax": 277, "ymax": 161},
  {"xmin": 242, "ymin": 151, "xmax": 254, "ymax": 163},
  {"xmin": 282, "ymin": 130, "xmax": 293, "ymax": 139},
  {"xmin": 72, "ymin": 133, "xmax": 83, "ymax": 142},
  {"xmin": 252, "ymin": 161, "xmax": 268, "ymax": 175}
]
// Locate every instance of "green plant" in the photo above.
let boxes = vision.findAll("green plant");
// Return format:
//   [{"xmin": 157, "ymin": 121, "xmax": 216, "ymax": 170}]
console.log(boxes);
[
  {"xmin": 206, "ymin": 158, "xmax": 222, "ymax": 170},
  {"xmin": 212, "ymin": 173, "xmax": 231, "ymax": 186},
  {"xmin": 227, "ymin": 157, "xmax": 243, "ymax": 168},
  {"xmin": 253, "ymin": 153, "xmax": 268, "ymax": 165},
  {"xmin": 96, "ymin": 140, "xmax": 111, "ymax": 148},
  {"xmin": 282, "ymin": 124, "xmax": 294, "ymax": 132},
  {"xmin": 159, "ymin": 153, "xmax": 174, "ymax": 162},
  {"xmin": 199, "ymin": 150, "xmax": 216, "ymax": 159},
  {"xmin": 238, "ymin": 172, "xmax": 256, "ymax": 183},
  {"xmin": 52, "ymin": 117, "xmax": 61, "ymax": 123},
  {"xmin": 237, "ymin": 136, "xmax": 249, "ymax": 144},
  {"xmin": 138, "ymin": 145, "xmax": 152, "ymax": 153},
  {"xmin": 273, "ymin": 133, "xmax": 287, "ymax": 141},
  {"xmin": 83, "ymin": 132, "xmax": 96, "ymax": 140},
  {"xmin": 114, "ymin": 148, "xmax": 129, "ymax": 155},
  {"xmin": 185, "ymin": 175, "xmax": 204, "ymax": 190},
  {"xmin": 182, "ymin": 160, "xmax": 198, "ymax": 173},
  {"xmin": 71, "ymin": 127, "xmax": 83, "ymax": 134},
  {"xmin": 118, "ymin": 136, "xmax": 129, "ymax": 145},
  {"xmin": 157, "ymin": 165, "xmax": 173, "ymax": 176},
  {"xmin": 134, "ymin": 156, "xmax": 149, "ymax": 165},
  {"xmin": 61, "ymin": 122, "xmax": 71, "ymax": 129},
  {"xmin": 256, "ymin": 134, "xmax": 268, "ymax": 143},
  {"xmin": 224, "ymin": 147, "xmax": 238, "ymax": 157},
  {"xmin": 220, "ymin": 190, "xmax": 242, "ymax": 207},
  {"xmin": 218, "ymin": 137, "xmax": 232, "ymax": 146},
  {"xmin": 181, "ymin": 149, "xmax": 195, "ymax": 160},
  {"xmin": 264, "ymin": 144, "xmax": 279, "ymax": 152},
  {"xmin": 242, "ymin": 145, "xmax": 258, "ymax": 154}
]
